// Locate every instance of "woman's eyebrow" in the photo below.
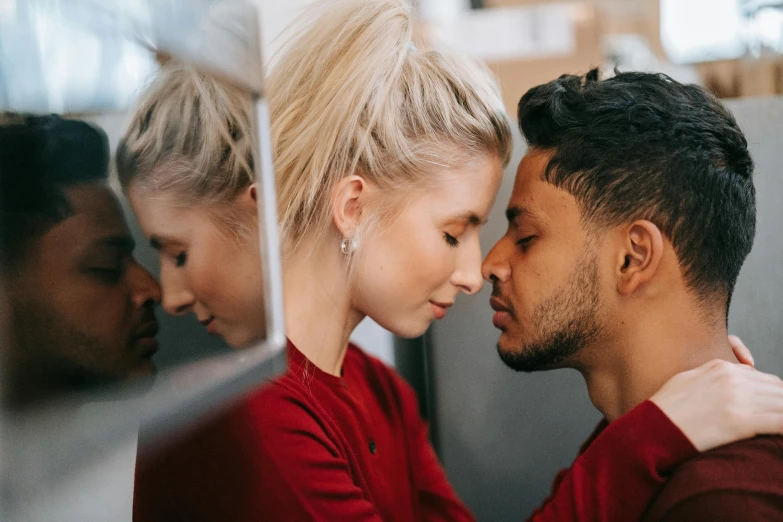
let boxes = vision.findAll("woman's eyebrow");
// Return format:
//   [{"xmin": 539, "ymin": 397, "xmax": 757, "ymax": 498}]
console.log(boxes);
[{"xmin": 443, "ymin": 212, "xmax": 486, "ymax": 227}]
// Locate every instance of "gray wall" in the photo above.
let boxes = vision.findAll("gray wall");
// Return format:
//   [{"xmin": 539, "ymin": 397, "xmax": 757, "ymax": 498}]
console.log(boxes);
[
  {"xmin": 428, "ymin": 96, "xmax": 783, "ymax": 521},
  {"xmin": 725, "ymin": 97, "xmax": 783, "ymax": 373}
]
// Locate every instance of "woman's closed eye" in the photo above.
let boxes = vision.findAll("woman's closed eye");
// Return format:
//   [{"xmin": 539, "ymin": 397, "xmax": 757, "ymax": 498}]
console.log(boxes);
[{"xmin": 443, "ymin": 232, "xmax": 460, "ymax": 248}]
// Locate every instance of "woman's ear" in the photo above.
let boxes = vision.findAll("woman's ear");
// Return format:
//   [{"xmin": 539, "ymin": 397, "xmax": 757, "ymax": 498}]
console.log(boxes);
[
  {"xmin": 331, "ymin": 175, "xmax": 369, "ymax": 237},
  {"xmin": 236, "ymin": 183, "xmax": 259, "ymax": 213},
  {"xmin": 616, "ymin": 220, "xmax": 665, "ymax": 296}
]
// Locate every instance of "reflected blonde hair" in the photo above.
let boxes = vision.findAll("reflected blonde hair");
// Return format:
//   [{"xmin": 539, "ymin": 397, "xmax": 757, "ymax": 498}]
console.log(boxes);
[
  {"xmin": 270, "ymin": 0, "xmax": 512, "ymax": 258},
  {"xmin": 116, "ymin": 63, "xmax": 257, "ymax": 235}
]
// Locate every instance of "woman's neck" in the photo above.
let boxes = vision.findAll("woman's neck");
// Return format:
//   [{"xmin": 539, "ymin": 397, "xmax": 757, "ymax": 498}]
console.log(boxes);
[{"xmin": 282, "ymin": 241, "xmax": 365, "ymax": 376}]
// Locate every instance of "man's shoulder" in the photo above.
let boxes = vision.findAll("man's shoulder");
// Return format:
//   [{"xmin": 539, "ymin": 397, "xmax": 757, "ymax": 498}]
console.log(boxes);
[
  {"xmin": 669, "ymin": 435, "xmax": 783, "ymax": 482},
  {"xmin": 643, "ymin": 435, "xmax": 783, "ymax": 521}
]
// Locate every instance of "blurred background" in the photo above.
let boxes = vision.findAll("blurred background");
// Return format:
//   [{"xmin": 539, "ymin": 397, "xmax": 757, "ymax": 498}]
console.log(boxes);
[
  {"xmin": 418, "ymin": 0, "xmax": 783, "ymax": 110},
  {"xmin": 261, "ymin": 0, "xmax": 783, "ymax": 116},
  {"xmin": 1, "ymin": 0, "xmax": 782, "ymax": 521}
]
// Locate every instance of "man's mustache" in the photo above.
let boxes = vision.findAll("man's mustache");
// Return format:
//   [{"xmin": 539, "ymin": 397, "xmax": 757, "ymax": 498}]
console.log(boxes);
[{"xmin": 490, "ymin": 284, "xmax": 515, "ymax": 315}]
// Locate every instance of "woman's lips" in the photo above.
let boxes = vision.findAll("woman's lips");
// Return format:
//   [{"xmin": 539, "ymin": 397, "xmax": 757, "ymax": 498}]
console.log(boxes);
[
  {"xmin": 200, "ymin": 316, "xmax": 217, "ymax": 335},
  {"xmin": 430, "ymin": 301, "xmax": 453, "ymax": 320}
]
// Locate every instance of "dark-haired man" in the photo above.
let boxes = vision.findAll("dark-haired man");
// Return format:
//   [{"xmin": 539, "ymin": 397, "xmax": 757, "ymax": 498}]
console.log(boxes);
[
  {"xmin": 0, "ymin": 114, "xmax": 162, "ymax": 409},
  {"xmin": 483, "ymin": 70, "xmax": 783, "ymax": 520}
]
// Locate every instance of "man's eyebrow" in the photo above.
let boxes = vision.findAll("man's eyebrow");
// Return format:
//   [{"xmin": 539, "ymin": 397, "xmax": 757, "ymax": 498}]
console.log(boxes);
[
  {"xmin": 94, "ymin": 236, "xmax": 136, "ymax": 252},
  {"xmin": 505, "ymin": 205, "xmax": 532, "ymax": 224},
  {"xmin": 149, "ymin": 234, "xmax": 187, "ymax": 251}
]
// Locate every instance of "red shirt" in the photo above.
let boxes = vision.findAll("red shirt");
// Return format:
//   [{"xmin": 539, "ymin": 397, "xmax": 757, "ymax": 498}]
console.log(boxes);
[
  {"xmin": 641, "ymin": 435, "xmax": 783, "ymax": 521},
  {"xmin": 529, "ymin": 403, "xmax": 697, "ymax": 521},
  {"xmin": 134, "ymin": 341, "xmax": 697, "ymax": 521}
]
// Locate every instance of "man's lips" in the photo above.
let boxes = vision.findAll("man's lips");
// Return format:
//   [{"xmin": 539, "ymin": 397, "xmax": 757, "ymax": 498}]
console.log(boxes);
[
  {"xmin": 489, "ymin": 296, "xmax": 512, "ymax": 314},
  {"xmin": 489, "ymin": 297, "xmax": 513, "ymax": 329},
  {"xmin": 133, "ymin": 321, "xmax": 159, "ymax": 356}
]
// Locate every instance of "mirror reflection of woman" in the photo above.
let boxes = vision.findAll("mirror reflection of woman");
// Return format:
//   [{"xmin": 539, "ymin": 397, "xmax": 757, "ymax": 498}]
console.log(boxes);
[{"xmin": 121, "ymin": 1, "xmax": 783, "ymax": 520}]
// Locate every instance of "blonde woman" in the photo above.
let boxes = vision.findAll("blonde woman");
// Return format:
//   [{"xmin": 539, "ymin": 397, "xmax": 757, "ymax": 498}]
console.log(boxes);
[{"xmin": 123, "ymin": 1, "xmax": 783, "ymax": 520}]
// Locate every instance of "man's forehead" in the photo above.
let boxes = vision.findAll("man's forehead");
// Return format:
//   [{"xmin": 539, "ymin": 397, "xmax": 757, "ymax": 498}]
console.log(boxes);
[
  {"xmin": 507, "ymin": 149, "xmax": 554, "ymax": 216},
  {"xmin": 65, "ymin": 185, "xmax": 126, "ymax": 223},
  {"xmin": 507, "ymin": 148, "xmax": 582, "ymax": 226},
  {"xmin": 515, "ymin": 148, "xmax": 554, "ymax": 187},
  {"xmin": 36, "ymin": 186, "xmax": 132, "ymax": 257}
]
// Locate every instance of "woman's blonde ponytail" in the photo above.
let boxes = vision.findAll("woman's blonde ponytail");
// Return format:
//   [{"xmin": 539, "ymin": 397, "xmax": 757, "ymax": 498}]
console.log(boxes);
[{"xmin": 269, "ymin": 0, "xmax": 512, "ymax": 259}]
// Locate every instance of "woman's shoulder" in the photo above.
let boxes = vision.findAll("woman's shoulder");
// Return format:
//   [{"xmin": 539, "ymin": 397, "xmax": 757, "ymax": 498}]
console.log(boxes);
[
  {"xmin": 346, "ymin": 341, "xmax": 389, "ymax": 367},
  {"xmin": 245, "ymin": 341, "xmax": 340, "ymax": 408},
  {"xmin": 346, "ymin": 343, "xmax": 402, "ymax": 381},
  {"xmin": 345, "ymin": 343, "xmax": 420, "ymax": 409},
  {"xmin": 236, "ymin": 376, "xmax": 348, "ymax": 457},
  {"xmin": 244, "ymin": 370, "xmax": 326, "ymax": 418}
]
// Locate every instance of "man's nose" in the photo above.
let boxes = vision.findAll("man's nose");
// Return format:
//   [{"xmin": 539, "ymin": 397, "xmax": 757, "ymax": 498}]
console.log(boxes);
[
  {"xmin": 482, "ymin": 238, "xmax": 512, "ymax": 283},
  {"xmin": 129, "ymin": 262, "xmax": 161, "ymax": 309}
]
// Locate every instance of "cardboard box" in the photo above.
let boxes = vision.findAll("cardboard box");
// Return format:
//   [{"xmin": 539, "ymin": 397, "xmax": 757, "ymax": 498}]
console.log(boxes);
[
  {"xmin": 477, "ymin": 0, "xmax": 783, "ymax": 101},
  {"xmin": 483, "ymin": 0, "xmax": 664, "ymax": 57},
  {"xmin": 696, "ymin": 58, "xmax": 783, "ymax": 99},
  {"xmin": 480, "ymin": 3, "xmax": 602, "ymax": 116}
]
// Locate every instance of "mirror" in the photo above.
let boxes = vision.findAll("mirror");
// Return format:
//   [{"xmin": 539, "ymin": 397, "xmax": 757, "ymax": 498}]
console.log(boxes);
[{"xmin": 0, "ymin": 0, "xmax": 285, "ymax": 515}]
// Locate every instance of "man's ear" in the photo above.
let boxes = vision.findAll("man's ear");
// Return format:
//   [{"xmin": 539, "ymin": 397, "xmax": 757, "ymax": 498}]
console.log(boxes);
[
  {"xmin": 615, "ymin": 220, "xmax": 664, "ymax": 296},
  {"xmin": 331, "ymin": 175, "xmax": 369, "ymax": 238}
]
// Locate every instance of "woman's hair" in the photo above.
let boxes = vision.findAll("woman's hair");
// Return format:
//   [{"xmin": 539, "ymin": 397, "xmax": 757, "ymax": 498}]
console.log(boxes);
[
  {"xmin": 115, "ymin": 62, "xmax": 256, "ymax": 233},
  {"xmin": 117, "ymin": 0, "xmax": 512, "ymax": 257},
  {"xmin": 270, "ymin": 0, "xmax": 512, "ymax": 258}
]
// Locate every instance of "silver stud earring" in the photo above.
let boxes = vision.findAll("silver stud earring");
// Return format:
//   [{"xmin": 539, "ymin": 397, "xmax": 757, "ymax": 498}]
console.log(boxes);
[{"xmin": 340, "ymin": 237, "xmax": 359, "ymax": 255}]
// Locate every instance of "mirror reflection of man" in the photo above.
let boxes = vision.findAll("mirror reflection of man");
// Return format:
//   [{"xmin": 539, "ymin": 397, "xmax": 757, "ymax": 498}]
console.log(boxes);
[{"xmin": 0, "ymin": 114, "xmax": 162, "ymax": 410}]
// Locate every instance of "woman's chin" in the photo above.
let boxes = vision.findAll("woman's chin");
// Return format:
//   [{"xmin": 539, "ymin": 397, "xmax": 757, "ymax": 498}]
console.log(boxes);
[
  {"xmin": 386, "ymin": 318, "xmax": 431, "ymax": 340},
  {"xmin": 223, "ymin": 329, "xmax": 267, "ymax": 350}
]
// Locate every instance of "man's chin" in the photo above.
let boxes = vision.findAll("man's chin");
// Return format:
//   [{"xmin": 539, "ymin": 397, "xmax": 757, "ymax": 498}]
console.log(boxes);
[
  {"xmin": 105, "ymin": 363, "xmax": 157, "ymax": 399},
  {"xmin": 496, "ymin": 339, "xmax": 569, "ymax": 373},
  {"xmin": 127, "ymin": 358, "xmax": 157, "ymax": 380}
]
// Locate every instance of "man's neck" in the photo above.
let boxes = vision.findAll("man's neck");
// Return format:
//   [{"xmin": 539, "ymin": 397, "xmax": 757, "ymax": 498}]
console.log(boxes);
[{"xmin": 581, "ymin": 300, "xmax": 736, "ymax": 421}]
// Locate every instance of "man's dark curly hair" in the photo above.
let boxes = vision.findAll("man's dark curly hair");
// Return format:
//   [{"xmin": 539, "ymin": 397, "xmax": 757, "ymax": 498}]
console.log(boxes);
[
  {"xmin": 517, "ymin": 69, "xmax": 756, "ymax": 314},
  {"xmin": 0, "ymin": 114, "xmax": 109, "ymax": 272}
]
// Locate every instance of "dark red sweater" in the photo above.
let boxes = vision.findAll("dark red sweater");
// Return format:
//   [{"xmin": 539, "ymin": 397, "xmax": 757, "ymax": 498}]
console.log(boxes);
[
  {"xmin": 642, "ymin": 435, "xmax": 783, "ymax": 521},
  {"xmin": 134, "ymin": 341, "xmax": 696, "ymax": 521}
]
